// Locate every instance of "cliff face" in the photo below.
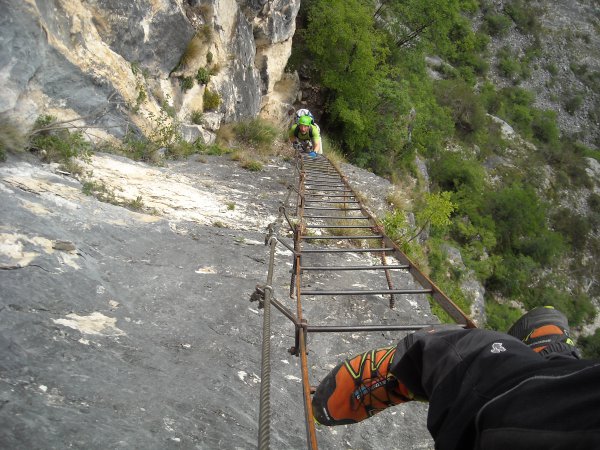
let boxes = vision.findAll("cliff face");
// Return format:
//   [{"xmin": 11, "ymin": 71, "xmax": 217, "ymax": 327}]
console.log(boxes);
[
  {"xmin": 0, "ymin": 0, "xmax": 300, "ymax": 143},
  {"xmin": 482, "ymin": 0, "xmax": 600, "ymax": 149},
  {"xmin": 0, "ymin": 150, "xmax": 433, "ymax": 449}
]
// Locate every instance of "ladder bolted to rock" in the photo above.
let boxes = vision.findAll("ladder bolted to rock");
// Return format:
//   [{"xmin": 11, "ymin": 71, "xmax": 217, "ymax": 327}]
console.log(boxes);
[{"xmin": 253, "ymin": 153, "xmax": 476, "ymax": 450}]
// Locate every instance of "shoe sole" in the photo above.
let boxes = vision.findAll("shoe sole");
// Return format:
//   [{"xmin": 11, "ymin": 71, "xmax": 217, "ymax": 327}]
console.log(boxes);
[{"xmin": 507, "ymin": 307, "xmax": 569, "ymax": 341}]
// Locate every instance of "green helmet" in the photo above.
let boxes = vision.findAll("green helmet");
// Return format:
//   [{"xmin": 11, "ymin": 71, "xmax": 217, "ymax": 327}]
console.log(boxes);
[{"xmin": 298, "ymin": 115, "xmax": 312, "ymax": 126}]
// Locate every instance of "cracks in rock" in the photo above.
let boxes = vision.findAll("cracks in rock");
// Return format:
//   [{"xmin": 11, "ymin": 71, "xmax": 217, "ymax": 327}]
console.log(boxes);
[{"xmin": 0, "ymin": 264, "xmax": 50, "ymax": 273}]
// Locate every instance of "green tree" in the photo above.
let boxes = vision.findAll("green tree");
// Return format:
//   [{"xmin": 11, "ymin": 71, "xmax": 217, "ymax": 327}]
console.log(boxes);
[
  {"xmin": 413, "ymin": 191, "xmax": 456, "ymax": 238},
  {"xmin": 484, "ymin": 184, "xmax": 549, "ymax": 254},
  {"xmin": 374, "ymin": 0, "xmax": 477, "ymax": 55},
  {"xmin": 305, "ymin": 0, "xmax": 387, "ymax": 154},
  {"xmin": 434, "ymin": 79, "xmax": 487, "ymax": 134}
]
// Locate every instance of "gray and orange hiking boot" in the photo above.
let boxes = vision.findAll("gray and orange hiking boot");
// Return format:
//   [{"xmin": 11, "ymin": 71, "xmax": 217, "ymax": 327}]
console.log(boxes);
[
  {"xmin": 507, "ymin": 306, "xmax": 581, "ymax": 359},
  {"xmin": 312, "ymin": 346, "xmax": 413, "ymax": 426}
]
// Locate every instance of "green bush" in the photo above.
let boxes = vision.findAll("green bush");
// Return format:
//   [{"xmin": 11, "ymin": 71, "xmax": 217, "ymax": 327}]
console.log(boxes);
[
  {"xmin": 428, "ymin": 153, "xmax": 486, "ymax": 193},
  {"xmin": 504, "ymin": 0, "xmax": 541, "ymax": 35},
  {"xmin": 196, "ymin": 67, "xmax": 211, "ymax": 85},
  {"xmin": 181, "ymin": 76, "xmax": 194, "ymax": 91},
  {"xmin": 545, "ymin": 63, "xmax": 558, "ymax": 76},
  {"xmin": 525, "ymin": 287, "xmax": 595, "ymax": 327},
  {"xmin": 0, "ymin": 119, "xmax": 25, "ymax": 161},
  {"xmin": 579, "ymin": 328, "xmax": 600, "ymax": 359},
  {"xmin": 570, "ymin": 62, "xmax": 588, "ymax": 78},
  {"xmin": 483, "ymin": 13, "xmax": 513, "ymax": 36},
  {"xmin": 166, "ymin": 140, "xmax": 204, "ymax": 160},
  {"xmin": 232, "ymin": 119, "xmax": 278, "ymax": 151},
  {"xmin": 543, "ymin": 140, "xmax": 593, "ymax": 188},
  {"xmin": 552, "ymin": 208, "xmax": 591, "ymax": 251},
  {"xmin": 484, "ymin": 184, "xmax": 551, "ymax": 255},
  {"xmin": 531, "ymin": 110, "xmax": 559, "ymax": 145},
  {"xmin": 190, "ymin": 110, "xmax": 204, "ymax": 125},
  {"xmin": 497, "ymin": 47, "xmax": 528, "ymax": 81},
  {"xmin": 120, "ymin": 132, "xmax": 161, "ymax": 164},
  {"xmin": 429, "ymin": 279, "xmax": 471, "ymax": 324},
  {"xmin": 484, "ymin": 298, "xmax": 523, "ymax": 332},
  {"xmin": 202, "ymin": 144, "xmax": 230, "ymax": 156},
  {"xmin": 564, "ymin": 94, "xmax": 584, "ymax": 115},
  {"xmin": 29, "ymin": 115, "xmax": 92, "ymax": 164},
  {"xmin": 588, "ymin": 193, "xmax": 600, "ymax": 213},
  {"xmin": 433, "ymin": 79, "xmax": 487, "ymax": 134},
  {"xmin": 241, "ymin": 159, "xmax": 263, "ymax": 171},
  {"xmin": 486, "ymin": 253, "xmax": 538, "ymax": 297},
  {"xmin": 203, "ymin": 89, "xmax": 221, "ymax": 111}
]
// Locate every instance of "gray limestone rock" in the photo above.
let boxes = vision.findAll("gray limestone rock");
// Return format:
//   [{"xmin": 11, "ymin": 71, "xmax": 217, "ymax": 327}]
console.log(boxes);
[{"xmin": 0, "ymin": 153, "xmax": 434, "ymax": 449}]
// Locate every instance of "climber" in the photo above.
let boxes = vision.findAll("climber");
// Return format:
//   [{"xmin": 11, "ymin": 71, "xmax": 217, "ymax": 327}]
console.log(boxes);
[
  {"xmin": 312, "ymin": 306, "xmax": 600, "ymax": 449},
  {"xmin": 289, "ymin": 114, "xmax": 322, "ymax": 156}
]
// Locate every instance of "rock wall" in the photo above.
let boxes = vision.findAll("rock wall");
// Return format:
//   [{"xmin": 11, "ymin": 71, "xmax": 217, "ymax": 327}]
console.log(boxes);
[{"xmin": 0, "ymin": 0, "xmax": 300, "ymax": 143}]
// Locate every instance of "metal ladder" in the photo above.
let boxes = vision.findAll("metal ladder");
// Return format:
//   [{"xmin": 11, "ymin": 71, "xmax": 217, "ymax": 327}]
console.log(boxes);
[{"xmin": 255, "ymin": 153, "xmax": 475, "ymax": 449}]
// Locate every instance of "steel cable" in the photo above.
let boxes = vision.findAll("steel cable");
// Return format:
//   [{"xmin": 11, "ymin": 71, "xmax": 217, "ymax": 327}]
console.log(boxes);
[{"xmin": 257, "ymin": 238, "xmax": 276, "ymax": 450}]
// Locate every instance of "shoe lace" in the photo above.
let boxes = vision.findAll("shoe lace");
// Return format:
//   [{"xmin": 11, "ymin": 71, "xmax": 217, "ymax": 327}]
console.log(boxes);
[{"xmin": 351, "ymin": 372, "xmax": 402, "ymax": 414}]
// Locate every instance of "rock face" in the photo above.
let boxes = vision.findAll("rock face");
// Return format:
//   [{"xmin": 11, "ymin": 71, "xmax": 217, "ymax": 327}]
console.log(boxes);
[
  {"xmin": 0, "ymin": 153, "xmax": 435, "ymax": 449},
  {"xmin": 483, "ymin": 0, "xmax": 600, "ymax": 148},
  {"xmin": 0, "ymin": 0, "xmax": 300, "ymax": 142}
]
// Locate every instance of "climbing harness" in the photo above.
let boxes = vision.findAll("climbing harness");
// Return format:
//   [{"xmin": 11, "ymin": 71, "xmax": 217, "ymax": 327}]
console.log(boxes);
[{"xmin": 252, "ymin": 152, "xmax": 475, "ymax": 449}]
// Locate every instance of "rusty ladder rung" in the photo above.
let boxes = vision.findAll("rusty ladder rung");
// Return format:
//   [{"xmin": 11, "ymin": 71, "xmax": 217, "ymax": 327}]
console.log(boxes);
[
  {"xmin": 301, "ymin": 247, "xmax": 394, "ymax": 253},
  {"xmin": 301, "ymin": 264, "xmax": 409, "ymax": 271},
  {"xmin": 303, "ymin": 216, "xmax": 370, "ymax": 220},
  {"xmin": 304, "ymin": 206, "xmax": 363, "ymax": 211},
  {"xmin": 302, "ymin": 288, "xmax": 433, "ymax": 295},
  {"xmin": 306, "ymin": 323, "xmax": 446, "ymax": 332},
  {"xmin": 305, "ymin": 224, "xmax": 373, "ymax": 228},
  {"xmin": 300, "ymin": 235, "xmax": 383, "ymax": 240}
]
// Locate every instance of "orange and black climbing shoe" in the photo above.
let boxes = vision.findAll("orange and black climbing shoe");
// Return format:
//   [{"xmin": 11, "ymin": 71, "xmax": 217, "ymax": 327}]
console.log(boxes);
[
  {"xmin": 507, "ymin": 306, "xmax": 581, "ymax": 359},
  {"xmin": 312, "ymin": 346, "xmax": 412, "ymax": 426}
]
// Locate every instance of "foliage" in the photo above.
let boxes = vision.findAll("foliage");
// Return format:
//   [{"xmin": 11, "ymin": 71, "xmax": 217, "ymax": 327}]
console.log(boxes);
[
  {"xmin": 0, "ymin": 119, "xmax": 26, "ymax": 161},
  {"xmin": 181, "ymin": 76, "xmax": 194, "ymax": 91},
  {"xmin": 322, "ymin": 136, "xmax": 346, "ymax": 167},
  {"xmin": 232, "ymin": 119, "xmax": 278, "ymax": 152},
  {"xmin": 29, "ymin": 115, "xmax": 92, "ymax": 164},
  {"xmin": 484, "ymin": 298, "xmax": 523, "ymax": 332},
  {"xmin": 196, "ymin": 67, "xmax": 211, "ymax": 85},
  {"xmin": 305, "ymin": 0, "xmax": 386, "ymax": 155},
  {"xmin": 120, "ymin": 132, "xmax": 162, "ymax": 164},
  {"xmin": 383, "ymin": 209, "xmax": 410, "ymax": 243},
  {"xmin": 384, "ymin": 191, "xmax": 455, "ymax": 244},
  {"xmin": 414, "ymin": 191, "xmax": 456, "ymax": 237},
  {"xmin": 579, "ymin": 329, "xmax": 600, "ymax": 359},
  {"xmin": 484, "ymin": 184, "xmax": 561, "ymax": 260},
  {"xmin": 165, "ymin": 140, "xmax": 204, "ymax": 160},
  {"xmin": 551, "ymin": 208, "xmax": 591, "ymax": 252},
  {"xmin": 543, "ymin": 139, "xmax": 593, "ymax": 188},
  {"xmin": 190, "ymin": 110, "xmax": 204, "ymax": 125},
  {"xmin": 503, "ymin": 0, "xmax": 542, "ymax": 35},
  {"xmin": 203, "ymin": 89, "xmax": 221, "ymax": 111},
  {"xmin": 201, "ymin": 144, "xmax": 231, "ymax": 156},
  {"xmin": 429, "ymin": 152, "xmax": 486, "ymax": 193},
  {"xmin": 564, "ymin": 94, "xmax": 584, "ymax": 115},
  {"xmin": 428, "ymin": 279, "xmax": 472, "ymax": 324},
  {"xmin": 178, "ymin": 34, "xmax": 204, "ymax": 70},
  {"xmin": 433, "ymin": 79, "xmax": 487, "ymax": 134},
  {"xmin": 482, "ymin": 12, "xmax": 512, "ymax": 36},
  {"xmin": 296, "ymin": 0, "xmax": 596, "ymax": 327},
  {"xmin": 525, "ymin": 286, "xmax": 595, "ymax": 327},
  {"xmin": 240, "ymin": 159, "xmax": 263, "ymax": 172},
  {"xmin": 497, "ymin": 47, "xmax": 523, "ymax": 80}
]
